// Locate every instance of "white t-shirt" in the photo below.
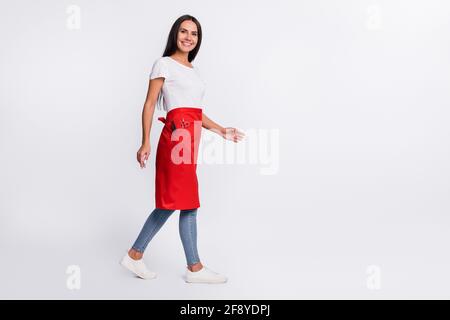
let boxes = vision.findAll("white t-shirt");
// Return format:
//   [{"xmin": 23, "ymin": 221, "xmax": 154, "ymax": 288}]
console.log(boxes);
[{"xmin": 149, "ymin": 56, "xmax": 206, "ymax": 112}]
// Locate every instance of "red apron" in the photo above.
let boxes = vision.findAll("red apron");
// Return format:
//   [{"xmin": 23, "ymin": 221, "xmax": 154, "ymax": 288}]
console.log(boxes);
[{"xmin": 155, "ymin": 107, "xmax": 203, "ymax": 210}]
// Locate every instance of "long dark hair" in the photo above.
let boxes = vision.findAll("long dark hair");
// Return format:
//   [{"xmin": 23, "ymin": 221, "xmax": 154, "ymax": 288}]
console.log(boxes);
[{"xmin": 162, "ymin": 15, "xmax": 202, "ymax": 62}]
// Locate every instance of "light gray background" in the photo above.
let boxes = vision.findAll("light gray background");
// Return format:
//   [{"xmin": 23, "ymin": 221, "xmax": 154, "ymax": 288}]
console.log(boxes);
[{"xmin": 1, "ymin": 0, "xmax": 449, "ymax": 299}]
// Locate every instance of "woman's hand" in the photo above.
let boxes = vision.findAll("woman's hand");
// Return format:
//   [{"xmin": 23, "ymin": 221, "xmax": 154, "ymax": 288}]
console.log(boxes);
[
  {"xmin": 137, "ymin": 143, "xmax": 151, "ymax": 169},
  {"xmin": 221, "ymin": 127, "xmax": 245, "ymax": 143},
  {"xmin": 202, "ymin": 113, "xmax": 245, "ymax": 143}
]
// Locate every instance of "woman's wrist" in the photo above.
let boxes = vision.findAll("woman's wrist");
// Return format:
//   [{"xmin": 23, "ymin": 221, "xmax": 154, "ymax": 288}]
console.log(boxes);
[
  {"xmin": 208, "ymin": 126, "xmax": 226, "ymax": 137},
  {"xmin": 219, "ymin": 127, "xmax": 226, "ymax": 137}
]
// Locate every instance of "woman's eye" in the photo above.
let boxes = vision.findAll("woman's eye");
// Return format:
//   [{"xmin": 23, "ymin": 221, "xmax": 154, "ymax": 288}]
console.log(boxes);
[{"xmin": 180, "ymin": 30, "xmax": 197, "ymax": 35}]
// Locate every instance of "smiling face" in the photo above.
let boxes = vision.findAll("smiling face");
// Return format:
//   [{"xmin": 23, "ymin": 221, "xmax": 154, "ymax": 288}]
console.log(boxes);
[{"xmin": 176, "ymin": 20, "xmax": 198, "ymax": 53}]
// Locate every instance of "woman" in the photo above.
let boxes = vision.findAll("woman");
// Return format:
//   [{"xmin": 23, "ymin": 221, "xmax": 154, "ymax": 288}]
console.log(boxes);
[{"xmin": 120, "ymin": 15, "xmax": 244, "ymax": 284}]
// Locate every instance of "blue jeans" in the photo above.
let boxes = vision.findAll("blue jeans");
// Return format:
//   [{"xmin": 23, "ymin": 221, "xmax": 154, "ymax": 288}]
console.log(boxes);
[{"xmin": 131, "ymin": 208, "xmax": 200, "ymax": 266}]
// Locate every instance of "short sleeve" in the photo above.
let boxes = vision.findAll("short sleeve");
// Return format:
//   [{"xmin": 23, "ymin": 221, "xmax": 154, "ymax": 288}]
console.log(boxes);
[{"xmin": 149, "ymin": 58, "xmax": 170, "ymax": 80}]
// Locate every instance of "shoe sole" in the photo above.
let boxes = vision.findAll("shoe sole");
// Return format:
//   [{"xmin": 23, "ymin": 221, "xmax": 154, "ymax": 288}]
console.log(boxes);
[
  {"xmin": 120, "ymin": 259, "xmax": 157, "ymax": 280},
  {"xmin": 185, "ymin": 278, "xmax": 228, "ymax": 284}
]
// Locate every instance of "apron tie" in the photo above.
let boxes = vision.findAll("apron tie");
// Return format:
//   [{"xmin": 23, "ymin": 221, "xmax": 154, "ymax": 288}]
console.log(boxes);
[
  {"xmin": 159, "ymin": 116, "xmax": 176, "ymax": 131},
  {"xmin": 158, "ymin": 115, "xmax": 194, "ymax": 130}
]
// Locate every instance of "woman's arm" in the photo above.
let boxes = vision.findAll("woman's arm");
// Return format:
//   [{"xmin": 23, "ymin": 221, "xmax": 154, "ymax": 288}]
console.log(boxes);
[
  {"xmin": 141, "ymin": 78, "xmax": 163, "ymax": 146},
  {"xmin": 137, "ymin": 78, "xmax": 164, "ymax": 168},
  {"xmin": 202, "ymin": 112, "xmax": 245, "ymax": 143},
  {"xmin": 202, "ymin": 113, "xmax": 225, "ymax": 136}
]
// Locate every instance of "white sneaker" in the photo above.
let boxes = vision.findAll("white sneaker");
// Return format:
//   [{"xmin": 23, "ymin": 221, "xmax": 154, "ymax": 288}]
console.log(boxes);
[
  {"xmin": 185, "ymin": 266, "xmax": 228, "ymax": 284},
  {"xmin": 120, "ymin": 253, "xmax": 157, "ymax": 280}
]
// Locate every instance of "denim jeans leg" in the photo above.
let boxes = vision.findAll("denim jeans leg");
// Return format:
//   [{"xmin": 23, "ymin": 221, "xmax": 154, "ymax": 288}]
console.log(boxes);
[
  {"xmin": 179, "ymin": 208, "xmax": 200, "ymax": 266},
  {"xmin": 131, "ymin": 208, "xmax": 175, "ymax": 253}
]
